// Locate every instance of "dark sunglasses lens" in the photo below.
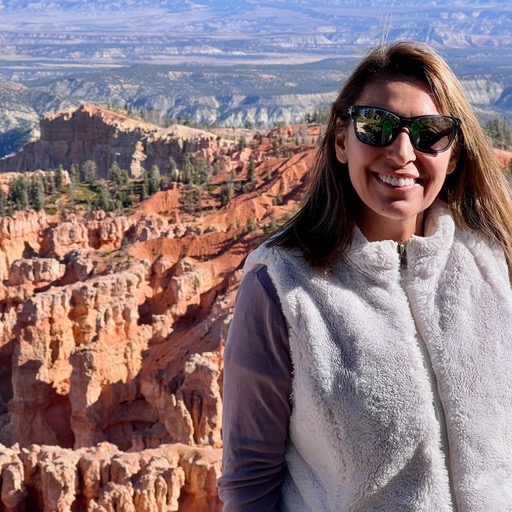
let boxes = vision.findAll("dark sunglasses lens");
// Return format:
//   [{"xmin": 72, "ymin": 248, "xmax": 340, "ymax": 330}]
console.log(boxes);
[
  {"xmin": 353, "ymin": 108, "xmax": 398, "ymax": 146},
  {"xmin": 411, "ymin": 117, "xmax": 456, "ymax": 152}
]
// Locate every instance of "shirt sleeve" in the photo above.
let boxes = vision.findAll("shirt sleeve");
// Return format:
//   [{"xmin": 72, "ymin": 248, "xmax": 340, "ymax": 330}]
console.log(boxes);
[{"xmin": 218, "ymin": 264, "xmax": 292, "ymax": 511}]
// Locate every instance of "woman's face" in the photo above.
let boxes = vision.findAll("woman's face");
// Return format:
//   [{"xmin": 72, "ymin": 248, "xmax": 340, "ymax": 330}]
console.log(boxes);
[{"xmin": 335, "ymin": 77, "xmax": 459, "ymax": 242}]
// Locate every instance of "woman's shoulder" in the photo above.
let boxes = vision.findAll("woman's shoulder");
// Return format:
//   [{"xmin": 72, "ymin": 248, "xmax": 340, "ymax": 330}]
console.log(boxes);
[
  {"xmin": 430, "ymin": 201, "xmax": 508, "ymax": 276},
  {"xmin": 244, "ymin": 240, "xmax": 306, "ymax": 276},
  {"xmin": 242, "ymin": 264, "xmax": 282, "ymax": 310},
  {"xmin": 452, "ymin": 224, "xmax": 510, "ymax": 286}
]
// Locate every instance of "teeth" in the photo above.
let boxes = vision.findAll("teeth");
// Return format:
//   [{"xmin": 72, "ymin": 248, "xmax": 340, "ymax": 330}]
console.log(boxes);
[{"xmin": 378, "ymin": 174, "xmax": 416, "ymax": 187}]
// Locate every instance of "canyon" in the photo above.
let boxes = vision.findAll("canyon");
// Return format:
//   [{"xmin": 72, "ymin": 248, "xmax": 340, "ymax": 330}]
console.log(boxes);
[
  {"xmin": 0, "ymin": 104, "xmax": 233, "ymax": 178},
  {"xmin": 0, "ymin": 106, "xmax": 318, "ymax": 510},
  {"xmin": 0, "ymin": 1, "xmax": 511, "ymax": 508}
]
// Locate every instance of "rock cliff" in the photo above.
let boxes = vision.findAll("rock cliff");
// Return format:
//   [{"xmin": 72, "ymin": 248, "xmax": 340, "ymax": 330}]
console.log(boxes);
[
  {"xmin": 0, "ymin": 105, "xmax": 234, "ymax": 179},
  {"xmin": 0, "ymin": 443, "xmax": 220, "ymax": 512}
]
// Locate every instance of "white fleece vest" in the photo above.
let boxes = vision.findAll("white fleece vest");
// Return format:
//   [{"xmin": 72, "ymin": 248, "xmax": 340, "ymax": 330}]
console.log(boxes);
[{"xmin": 245, "ymin": 202, "xmax": 512, "ymax": 512}]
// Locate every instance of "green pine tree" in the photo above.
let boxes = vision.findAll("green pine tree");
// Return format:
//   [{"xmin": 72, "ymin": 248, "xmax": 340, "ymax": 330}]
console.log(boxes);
[
  {"xmin": 8, "ymin": 176, "xmax": 29, "ymax": 211},
  {"xmin": 55, "ymin": 165, "xmax": 64, "ymax": 191},
  {"xmin": 70, "ymin": 163, "xmax": 80, "ymax": 186},
  {"xmin": 111, "ymin": 163, "xmax": 129, "ymax": 188},
  {"xmin": 147, "ymin": 165, "xmax": 161, "ymax": 195},
  {"xmin": 44, "ymin": 172, "xmax": 55, "ymax": 195},
  {"xmin": 0, "ymin": 187, "xmax": 7, "ymax": 216},
  {"xmin": 29, "ymin": 176, "xmax": 45, "ymax": 211},
  {"xmin": 94, "ymin": 182, "xmax": 113, "ymax": 211},
  {"xmin": 246, "ymin": 156, "xmax": 256, "ymax": 185},
  {"xmin": 82, "ymin": 160, "xmax": 98, "ymax": 184}
]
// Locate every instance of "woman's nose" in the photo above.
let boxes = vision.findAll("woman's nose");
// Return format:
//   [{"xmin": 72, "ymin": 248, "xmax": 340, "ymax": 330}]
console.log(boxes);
[{"xmin": 385, "ymin": 129, "xmax": 417, "ymax": 164}]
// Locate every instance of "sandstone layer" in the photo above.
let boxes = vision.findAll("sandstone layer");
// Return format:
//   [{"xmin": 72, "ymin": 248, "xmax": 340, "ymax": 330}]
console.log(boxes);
[
  {"xmin": 0, "ymin": 443, "xmax": 221, "ymax": 512},
  {"xmin": 0, "ymin": 105, "xmax": 234, "ymax": 179}
]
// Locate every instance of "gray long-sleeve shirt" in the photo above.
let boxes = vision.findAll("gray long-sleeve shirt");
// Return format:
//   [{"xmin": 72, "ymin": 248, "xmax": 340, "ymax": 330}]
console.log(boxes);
[{"xmin": 218, "ymin": 264, "xmax": 292, "ymax": 511}]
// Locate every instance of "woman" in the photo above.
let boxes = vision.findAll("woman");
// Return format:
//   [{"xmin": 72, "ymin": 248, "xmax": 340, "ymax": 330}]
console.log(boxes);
[{"xmin": 218, "ymin": 41, "xmax": 512, "ymax": 511}]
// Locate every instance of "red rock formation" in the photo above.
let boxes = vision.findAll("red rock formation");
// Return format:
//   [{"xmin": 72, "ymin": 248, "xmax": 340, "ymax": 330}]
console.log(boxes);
[
  {"xmin": 0, "ymin": 170, "xmax": 70, "ymax": 193},
  {"xmin": 0, "ymin": 105, "xmax": 235, "ymax": 179},
  {"xmin": 0, "ymin": 206, "xmax": 239, "ymax": 509},
  {"xmin": 0, "ymin": 210, "xmax": 48, "ymax": 280},
  {"xmin": 0, "ymin": 109, "xmax": 314, "ymax": 509},
  {"xmin": 0, "ymin": 443, "xmax": 221, "ymax": 511}
]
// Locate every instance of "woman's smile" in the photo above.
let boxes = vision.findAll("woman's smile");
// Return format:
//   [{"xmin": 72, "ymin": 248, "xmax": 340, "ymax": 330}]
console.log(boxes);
[{"xmin": 375, "ymin": 172, "xmax": 420, "ymax": 188}]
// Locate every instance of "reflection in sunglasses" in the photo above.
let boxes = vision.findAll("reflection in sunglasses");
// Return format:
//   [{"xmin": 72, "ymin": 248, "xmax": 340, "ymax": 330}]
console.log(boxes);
[{"xmin": 348, "ymin": 105, "xmax": 461, "ymax": 154}]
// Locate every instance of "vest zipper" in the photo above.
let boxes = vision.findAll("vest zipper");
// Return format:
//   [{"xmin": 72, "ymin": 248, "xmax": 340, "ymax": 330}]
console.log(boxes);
[
  {"xmin": 397, "ymin": 241, "xmax": 458, "ymax": 511},
  {"xmin": 397, "ymin": 241, "xmax": 408, "ymax": 270}
]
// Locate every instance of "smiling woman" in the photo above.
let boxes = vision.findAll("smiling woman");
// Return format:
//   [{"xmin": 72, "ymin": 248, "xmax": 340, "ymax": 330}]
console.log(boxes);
[{"xmin": 218, "ymin": 40, "xmax": 512, "ymax": 511}]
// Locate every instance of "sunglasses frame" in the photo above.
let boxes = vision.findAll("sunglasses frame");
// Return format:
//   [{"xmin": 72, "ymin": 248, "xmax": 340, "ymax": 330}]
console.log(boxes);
[{"xmin": 347, "ymin": 105, "xmax": 462, "ymax": 154}]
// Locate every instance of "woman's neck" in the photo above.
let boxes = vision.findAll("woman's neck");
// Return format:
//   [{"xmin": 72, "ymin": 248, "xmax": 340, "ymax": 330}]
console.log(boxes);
[{"xmin": 357, "ymin": 212, "xmax": 425, "ymax": 243}]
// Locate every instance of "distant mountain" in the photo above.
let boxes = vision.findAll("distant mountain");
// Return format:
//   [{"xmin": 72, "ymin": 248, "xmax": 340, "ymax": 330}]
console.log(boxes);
[
  {"xmin": 1, "ymin": 0, "xmax": 511, "ymax": 45},
  {"xmin": 0, "ymin": 0, "xmax": 511, "ymax": 158}
]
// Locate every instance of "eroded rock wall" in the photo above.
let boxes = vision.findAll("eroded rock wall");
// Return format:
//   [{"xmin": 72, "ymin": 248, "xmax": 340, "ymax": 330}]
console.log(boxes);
[
  {"xmin": 0, "ymin": 206, "xmax": 240, "ymax": 510},
  {"xmin": 0, "ymin": 105, "xmax": 233, "ymax": 179},
  {"xmin": 0, "ymin": 443, "xmax": 221, "ymax": 512},
  {"xmin": 0, "ymin": 112, "xmax": 317, "ymax": 510}
]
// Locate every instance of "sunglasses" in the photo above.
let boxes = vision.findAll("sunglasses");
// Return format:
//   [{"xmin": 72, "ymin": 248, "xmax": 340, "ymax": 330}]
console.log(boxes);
[{"xmin": 347, "ymin": 105, "xmax": 461, "ymax": 154}]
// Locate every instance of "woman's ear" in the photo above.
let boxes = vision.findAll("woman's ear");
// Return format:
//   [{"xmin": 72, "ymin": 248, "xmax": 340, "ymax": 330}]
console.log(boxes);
[
  {"xmin": 335, "ymin": 121, "xmax": 349, "ymax": 164},
  {"xmin": 446, "ymin": 143, "xmax": 460, "ymax": 175}
]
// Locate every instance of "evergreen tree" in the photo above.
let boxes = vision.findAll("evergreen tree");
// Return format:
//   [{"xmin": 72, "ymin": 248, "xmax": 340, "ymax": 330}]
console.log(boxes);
[
  {"xmin": 180, "ymin": 184, "xmax": 201, "ymax": 215},
  {"xmin": 0, "ymin": 187, "xmax": 7, "ymax": 216},
  {"xmin": 44, "ymin": 172, "xmax": 55, "ymax": 195},
  {"xmin": 55, "ymin": 165, "xmax": 64, "ymax": 191},
  {"xmin": 147, "ymin": 165, "xmax": 161, "ymax": 195},
  {"xmin": 147, "ymin": 107, "xmax": 160, "ymax": 125},
  {"xmin": 29, "ymin": 176, "xmax": 45, "ymax": 211},
  {"xmin": 140, "ymin": 180, "xmax": 148, "ymax": 201},
  {"xmin": 246, "ymin": 217, "xmax": 256, "ymax": 232},
  {"xmin": 82, "ymin": 160, "xmax": 98, "ymax": 184},
  {"xmin": 70, "ymin": 163, "xmax": 80, "ymax": 186},
  {"xmin": 304, "ymin": 108, "xmax": 329, "ymax": 124},
  {"xmin": 212, "ymin": 160, "xmax": 224, "ymax": 177},
  {"xmin": 182, "ymin": 157, "xmax": 195, "ymax": 185},
  {"xmin": 167, "ymin": 158, "xmax": 179, "ymax": 181},
  {"xmin": 111, "ymin": 163, "xmax": 129, "ymax": 188},
  {"xmin": 120, "ymin": 192, "xmax": 137, "ymax": 208},
  {"xmin": 238, "ymin": 136, "xmax": 247, "ymax": 151},
  {"xmin": 246, "ymin": 156, "xmax": 256, "ymax": 185},
  {"xmin": 8, "ymin": 176, "xmax": 29, "ymax": 211},
  {"xmin": 486, "ymin": 116, "xmax": 512, "ymax": 150},
  {"xmin": 194, "ymin": 157, "xmax": 211, "ymax": 185},
  {"xmin": 219, "ymin": 184, "xmax": 232, "ymax": 207},
  {"xmin": 267, "ymin": 215, "xmax": 278, "ymax": 233},
  {"xmin": 94, "ymin": 182, "xmax": 112, "ymax": 211},
  {"xmin": 160, "ymin": 175, "xmax": 170, "ymax": 190}
]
